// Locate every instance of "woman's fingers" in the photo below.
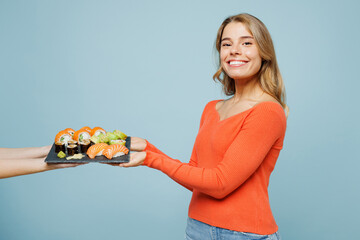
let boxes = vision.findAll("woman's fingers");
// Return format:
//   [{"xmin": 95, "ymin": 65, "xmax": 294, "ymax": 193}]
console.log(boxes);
[
  {"xmin": 130, "ymin": 137, "xmax": 147, "ymax": 151},
  {"xmin": 119, "ymin": 151, "xmax": 146, "ymax": 168},
  {"xmin": 99, "ymin": 162, "xmax": 121, "ymax": 167},
  {"xmin": 46, "ymin": 162, "xmax": 88, "ymax": 169}
]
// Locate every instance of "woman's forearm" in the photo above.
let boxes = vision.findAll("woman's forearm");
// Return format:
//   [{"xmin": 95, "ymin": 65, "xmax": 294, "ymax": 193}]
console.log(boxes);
[
  {"xmin": 0, "ymin": 146, "xmax": 51, "ymax": 160},
  {"xmin": 0, "ymin": 157, "xmax": 49, "ymax": 179},
  {"xmin": 0, "ymin": 156, "xmax": 86, "ymax": 179}
]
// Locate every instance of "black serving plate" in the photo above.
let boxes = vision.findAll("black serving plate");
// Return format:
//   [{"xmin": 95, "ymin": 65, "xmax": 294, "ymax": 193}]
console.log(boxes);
[{"xmin": 45, "ymin": 137, "xmax": 131, "ymax": 163}]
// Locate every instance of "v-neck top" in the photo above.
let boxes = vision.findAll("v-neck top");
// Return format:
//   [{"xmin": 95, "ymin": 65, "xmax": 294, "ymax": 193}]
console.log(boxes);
[{"xmin": 143, "ymin": 100, "xmax": 287, "ymax": 235}]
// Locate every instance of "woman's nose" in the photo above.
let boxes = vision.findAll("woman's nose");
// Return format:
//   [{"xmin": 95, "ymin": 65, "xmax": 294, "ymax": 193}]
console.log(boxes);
[{"xmin": 230, "ymin": 45, "xmax": 241, "ymax": 55}]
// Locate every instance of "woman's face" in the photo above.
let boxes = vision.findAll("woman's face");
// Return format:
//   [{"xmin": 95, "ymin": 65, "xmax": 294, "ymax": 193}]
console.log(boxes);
[{"xmin": 220, "ymin": 22, "xmax": 262, "ymax": 82}]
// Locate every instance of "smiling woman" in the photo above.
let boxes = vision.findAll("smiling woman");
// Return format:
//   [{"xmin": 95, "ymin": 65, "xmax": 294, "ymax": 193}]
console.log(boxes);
[
  {"xmin": 213, "ymin": 14, "xmax": 288, "ymax": 116},
  {"xmin": 107, "ymin": 13, "xmax": 288, "ymax": 240}
]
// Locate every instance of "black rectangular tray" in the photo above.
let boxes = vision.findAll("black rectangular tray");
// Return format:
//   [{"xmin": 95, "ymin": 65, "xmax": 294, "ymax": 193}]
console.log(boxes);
[{"xmin": 45, "ymin": 137, "xmax": 131, "ymax": 163}]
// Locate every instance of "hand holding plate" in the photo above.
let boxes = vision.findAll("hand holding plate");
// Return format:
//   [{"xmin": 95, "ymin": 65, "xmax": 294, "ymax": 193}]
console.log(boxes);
[
  {"xmin": 130, "ymin": 137, "xmax": 147, "ymax": 151},
  {"xmin": 119, "ymin": 151, "xmax": 146, "ymax": 168}
]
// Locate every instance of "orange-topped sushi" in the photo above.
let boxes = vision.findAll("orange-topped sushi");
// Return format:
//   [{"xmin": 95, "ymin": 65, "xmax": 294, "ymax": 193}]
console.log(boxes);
[
  {"xmin": 55, "ymin": 130, "xmax": 72, "ymax": 144},
  {"xmin": 103, "ymin": 144, "xmax": 129, "ymax": 159},
  {"xmin": 90, "ymin": 127, "xmax": 106, "ymax": 137},
  {"xmin": 80, "ymin": 126, "xmax": 92, "ymax": 133},
  {"xmin": 63, "ymin": 128, "xmax": 75, "ymax": 136},
  {"xmin": 73, "ymin": 129, "xmax": 91, "ymax": 143},
  {"xmin": 87, "ymin": 143, "xmax": 108, "ymax": 159}
]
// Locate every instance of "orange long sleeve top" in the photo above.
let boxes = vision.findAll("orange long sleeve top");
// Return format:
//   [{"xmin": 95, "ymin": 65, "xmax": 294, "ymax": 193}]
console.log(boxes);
[{"xmin": 143, "ymin": 100, "xmax": 287, "ymax": 235}]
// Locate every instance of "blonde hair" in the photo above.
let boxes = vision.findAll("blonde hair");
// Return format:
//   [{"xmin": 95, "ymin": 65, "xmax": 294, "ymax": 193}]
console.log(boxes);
[{"xmin": 213, "ymin": 13, "xmax": 289, "ymax": 115}]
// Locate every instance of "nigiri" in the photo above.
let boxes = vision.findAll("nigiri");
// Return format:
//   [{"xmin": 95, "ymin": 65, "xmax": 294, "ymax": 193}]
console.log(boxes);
[
  {"xmin": 86, "ymin": 143, "xmax": 108, "ymax": 159},
  {"xmin": 55, "ymin": 130, "xmax": 72, "ymax": 144},
  {"xmin": 103, "ymin": 144, "xmax": 129, "ymax": 159},
  {"xmin": 73, "ymin": 129, "xmax": 91, "ymax": 143},
  {"xmin": 90, "ymin": 127, "xmax": 106, "ymax": 137}
]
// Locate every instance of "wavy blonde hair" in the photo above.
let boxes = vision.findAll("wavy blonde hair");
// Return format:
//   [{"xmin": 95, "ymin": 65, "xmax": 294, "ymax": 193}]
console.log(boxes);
[{"xmin": 213, "ymin": 13, "xmax": 289, "ymax": 115}]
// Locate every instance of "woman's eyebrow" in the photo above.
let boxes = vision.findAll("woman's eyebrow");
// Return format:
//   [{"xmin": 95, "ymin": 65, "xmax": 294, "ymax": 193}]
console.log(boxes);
[{"xmin": 221, "ymin": 36, "xmax": 254, "ymax": 41}]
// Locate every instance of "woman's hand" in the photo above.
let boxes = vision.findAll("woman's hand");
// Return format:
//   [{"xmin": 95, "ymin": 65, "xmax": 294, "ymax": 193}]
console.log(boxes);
[
  {"xmin": 119, "ymin": 151, "xmax": 146, "ymax": 168},
  {"xmin": 100, "ymin": 137, "xmax": 147, "ymax": 168},
  {"xmin": 102, "ymin": 151, "xmax": 147, "ymax": 168},
  {"xmin": 130, "ymin": 137, "xmax": 147, "ymax": 151},
  {"xmin": 45, "ymin": 162, "xmax": 88, "ymax": 170}
]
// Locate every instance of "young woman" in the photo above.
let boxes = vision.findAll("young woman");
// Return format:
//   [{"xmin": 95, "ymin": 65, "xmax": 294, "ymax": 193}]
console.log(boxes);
[
  {"xmin": 117, "ymin": 13, "xmax": 288, "ymax": 239},
  {"xmin": 0, "ymin": 145, "xmax": 83, "ymax": 178}
]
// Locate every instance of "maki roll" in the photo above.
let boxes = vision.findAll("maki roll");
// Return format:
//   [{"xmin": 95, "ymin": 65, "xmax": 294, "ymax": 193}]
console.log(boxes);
[
  {"xmin": 79, "ymin": 139, "xmax": 91, "ymax": 153},
  {"xmin": 55, "ymin": 141, "xmax": 66, "ymax": 153},
  {"xmin": 67, "ymin": 144, "xmax": 78, "ymax": 156},
  {"xmin": 55, "ymin": 130, "xmax": 72, "ymax": 144},
  {"xmin": 73, "ymin": 129, "xmax": 91, "ymax": 143},
  {"xmin": 90, "ymin": 127, "xmax": 106, "ymax": 137},
  {"xmin": 67, "ymin": 139, "xmax": 77, "ymax": 146}
]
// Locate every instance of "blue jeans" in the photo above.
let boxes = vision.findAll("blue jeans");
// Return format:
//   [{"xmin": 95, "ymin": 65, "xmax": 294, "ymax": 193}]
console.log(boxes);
[{"xmin": 185, "ymin": 217, "xmax": 281, "ymax": 240}]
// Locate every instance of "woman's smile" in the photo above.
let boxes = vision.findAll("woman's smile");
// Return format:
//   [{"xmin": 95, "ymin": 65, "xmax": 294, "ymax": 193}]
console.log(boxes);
[
  {"xmin": 220, "ymin": 22, "xmax": 262, "ymax": 81},
  {"xmin": 227, "ymin": 60, "xmax": 249, "ymax": 67}
]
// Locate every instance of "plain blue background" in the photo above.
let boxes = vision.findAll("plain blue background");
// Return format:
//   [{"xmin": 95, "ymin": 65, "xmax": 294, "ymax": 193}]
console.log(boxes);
[{"xmin": 1, "ymin": 0, "xmax": 359, "ymax": 239}]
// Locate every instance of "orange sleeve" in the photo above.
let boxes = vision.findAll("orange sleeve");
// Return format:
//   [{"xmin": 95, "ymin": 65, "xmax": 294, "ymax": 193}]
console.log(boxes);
[
  {"xmin": 143, "ymin": 103, "xmax": 212, "ymax": 191},
  {"xmin": 145, "ymin": 145, "xmax": 197, "ymax": 192},
  {"xmin": 143, "ymin": 105, "xmax": 285, "ymax": 199}
]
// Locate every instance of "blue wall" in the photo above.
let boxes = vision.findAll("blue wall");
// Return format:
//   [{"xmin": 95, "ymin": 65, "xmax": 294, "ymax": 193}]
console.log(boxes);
[{"xmin": 1, "ymin": 0, "xmax": 359, "ymax": 239}]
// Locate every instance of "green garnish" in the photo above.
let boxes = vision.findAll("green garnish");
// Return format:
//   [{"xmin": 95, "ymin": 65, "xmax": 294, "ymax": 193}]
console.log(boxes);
[{"xmin": 57, "ymin": 151, "xmax": 66, "ymax": 158}]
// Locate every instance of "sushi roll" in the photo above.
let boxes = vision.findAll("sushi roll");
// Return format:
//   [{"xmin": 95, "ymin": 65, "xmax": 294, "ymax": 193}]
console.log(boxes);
[
  {"xmin": 90, "ymin": 135, "xmax": 100, "ymax": 145},
  {"xmin": 73, "ymin": 129, "xmax": 91, "ymax": 143},
  {"xmin": 55, "ymin": 141, "xmax": 66, "ymax": 153},
  {"xmin": 103, "ymin": 144, "xmax": 129, "ymax": 159},
  {"xmin": 106, "ymin": 132, "xmax": 118, "ymax": 141},
  {"xmin": 90, "ymin": 127, "xmax": 106, "ymax": 137},
  {"xmin": 80, "ymin": 126, "xmax": 92, "ymax": 133},
  {"xmin": 98, "ymin": 133, "xmax": 110, "ymax": 143},
  {"xmin": 87, "ymin": 143, "xmax": 108, "ymax": 159},
  {"xmin": 80, "ymin": 139, "xmax": 91, "ymax": 153},
  {"xmin": 67, "ymin": 144, "xmax": 78, "ymax": 156},
  {"xmin": 67, "ymin": 139, "xmax": 77, "ymax": 146},
  {"xmin": 55, "ymin": 130, "xmax": 72, "ymax": 144},
  {"xmin": 113, "ymin": 130, "xmax": 127, "ymax": 140},
  {"xmin": 109, "ymin": 139, "xmax": 126, "ymax": 146},
  {"xmin": 64, "ymin": 128, "xmax": 75, "ymax": 136}
]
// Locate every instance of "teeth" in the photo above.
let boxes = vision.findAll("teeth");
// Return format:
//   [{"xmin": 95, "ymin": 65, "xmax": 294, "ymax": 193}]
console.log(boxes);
[{"xmin": 229, "ymin": 61, "xmax": 246, "ymax": 65}]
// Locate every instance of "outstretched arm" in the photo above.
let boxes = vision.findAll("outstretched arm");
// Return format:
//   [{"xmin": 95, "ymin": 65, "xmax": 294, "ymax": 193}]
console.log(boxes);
[
  {"xmin": 0, "ymin": 145, "xmax": 51, "ymax": 159},
  {"xmin": 123, "ymin": 105, "xmax": 286, "ymax": 199},
  {"xmin": 0, "ymin": 146, "xmax": 85, "ymax": 179}
]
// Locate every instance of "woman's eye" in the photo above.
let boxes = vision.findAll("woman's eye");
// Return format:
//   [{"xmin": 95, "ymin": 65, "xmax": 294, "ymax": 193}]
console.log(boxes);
[
  {"xmin": 222, "ymin": 43, "xmax": 231, "ymax": 47},
  {"xmin": 243, "ymin": 42, "xmax": 252, "ymax": 46}
]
